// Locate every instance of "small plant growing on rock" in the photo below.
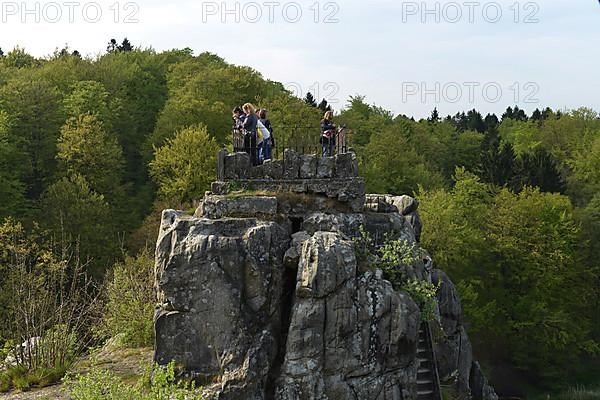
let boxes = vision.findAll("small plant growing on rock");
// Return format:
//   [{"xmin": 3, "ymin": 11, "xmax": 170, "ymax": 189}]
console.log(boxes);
[
  {"xmin": 377, "ymin": 237, "xmax": 424, "ymax": 284},
  {"xmin": 352, "ymin": 225, "xmax": 374, "ymax": 264},
  {"xmin": 354, "ymin": 226, "xmax": 441, "ymax": 322},
  {"xmin": 400, "ymin": 279, "xmax": 441, "ymax": 322}
]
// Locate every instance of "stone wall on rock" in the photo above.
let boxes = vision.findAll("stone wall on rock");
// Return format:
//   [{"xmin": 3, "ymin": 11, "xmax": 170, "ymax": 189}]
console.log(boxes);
[
  {"xmin": 154, "ymin": 182, "xmax": 498, "ymax": 399},
  {"xmin": 213, "ymin": 150, "xmax": 365, "ymax": 212}
]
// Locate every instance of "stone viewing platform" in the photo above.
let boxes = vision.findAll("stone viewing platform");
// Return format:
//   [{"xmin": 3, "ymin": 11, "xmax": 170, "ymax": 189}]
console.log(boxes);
[
  {"xmin": 153, "ymin": 147, "xmax": 498, "ymax": 400},
  {"xmin": 212, "ymin": 149, "xmax": 365, "ymax": 212}
]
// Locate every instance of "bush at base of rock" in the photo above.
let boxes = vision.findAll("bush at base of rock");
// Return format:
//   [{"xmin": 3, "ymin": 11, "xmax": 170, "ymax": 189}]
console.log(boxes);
[{"xmin": 99, "ymin": 250, "xmax": 155, "ymax": 348}]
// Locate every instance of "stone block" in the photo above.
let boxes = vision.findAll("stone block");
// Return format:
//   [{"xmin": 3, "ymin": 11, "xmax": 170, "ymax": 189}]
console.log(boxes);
[
  {"xmin": 299, "ymin": 155, "xmax": 317, "ymax": 179},
  {"xmin": 317, "ymin": 156, "xmax": 335, "ymax": 179},
  {"xmin": 224, "ymin": 152, "xmax": 250, "ymax": 179},
  {"xmin": 334, "ymin": 153, "xmax": 358, "ymax": 178},
  {"xmin": 283, "ymin": 149, "xmax": 301, "ymax": 179},
  {"xmin": 263, "ymin": 159, "xmax": 284, "ymax": 180}
]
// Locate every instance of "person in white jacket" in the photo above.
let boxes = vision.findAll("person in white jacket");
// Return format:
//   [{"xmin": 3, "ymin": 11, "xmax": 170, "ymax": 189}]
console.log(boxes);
[{"xmin": 256, "ymin": 110, "xmax": 271, "ymax": 163}]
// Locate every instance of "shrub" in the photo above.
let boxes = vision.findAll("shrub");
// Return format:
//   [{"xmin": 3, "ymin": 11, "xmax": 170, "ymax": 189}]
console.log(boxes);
[
  {"xmin": 353, "ymin": 226, "xmax": 441, "ymax": 322},
  {"xmin": 99, "ymin": 249, "xmax": 155, "ymax": 348},
  {"xmin": 0, "ymin": 219, "xmax": 100, "ymax": 389},
  {"xmin": 400, "ymin": 279, "xmax": 441, "ymax": 322},
  {"xmin": 68, "ymin": 361, "xmax": 203, "ymax": 400},
  {"xmin": 377, "ymin": 237, "xmax": 425, "ymax": 285},
  {"xmin": 376, "ymin": 235, "xmax": 441, "ymax": 322}
]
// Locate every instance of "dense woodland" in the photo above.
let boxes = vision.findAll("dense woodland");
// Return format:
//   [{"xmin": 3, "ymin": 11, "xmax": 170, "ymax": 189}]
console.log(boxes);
[{"xmin": 0, "ymin": 41, "xmax": 598, "ymax": 396}]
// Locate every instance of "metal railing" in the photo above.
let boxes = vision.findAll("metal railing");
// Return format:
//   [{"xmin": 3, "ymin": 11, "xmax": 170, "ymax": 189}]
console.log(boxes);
[{"xmin": 232, "ymin": 126, "xmax": 349, "ymax": 163}]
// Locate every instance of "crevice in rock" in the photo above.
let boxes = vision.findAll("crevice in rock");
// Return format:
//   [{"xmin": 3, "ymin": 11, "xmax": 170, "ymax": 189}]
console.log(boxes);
[
  {"xmin": 289, "ymin": 216, "xmax": 304, "ymax": 233},
  {"xmin": 265, "ymin": 251, "xmax": 298, "ymax": 399}
]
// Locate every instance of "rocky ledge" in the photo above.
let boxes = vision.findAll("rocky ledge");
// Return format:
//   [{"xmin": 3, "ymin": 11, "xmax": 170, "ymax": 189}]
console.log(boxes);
[{"xmin": 154, "ymin": 191, "xmax": 497, "ymax": 400}]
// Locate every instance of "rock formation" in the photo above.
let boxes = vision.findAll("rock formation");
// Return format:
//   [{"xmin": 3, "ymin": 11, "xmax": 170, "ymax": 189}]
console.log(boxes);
[{"xmin": 154, "ymin": 150, "xmax": 498, "ymax": 400}]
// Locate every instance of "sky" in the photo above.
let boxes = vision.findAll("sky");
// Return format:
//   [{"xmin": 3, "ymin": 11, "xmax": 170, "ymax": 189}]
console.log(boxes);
[{"xmin": 1, "ymin": 0, "xmax": 598, "ymax": 119}]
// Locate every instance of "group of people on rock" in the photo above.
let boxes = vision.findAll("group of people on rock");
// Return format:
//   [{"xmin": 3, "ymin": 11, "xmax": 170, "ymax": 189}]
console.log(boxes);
[
  {"xmin": 233, "ymin": 103, "xmax": 274, "ymax": 166},
  {"xmin": 232, "ymin": 103, "xmax": 343, "ymax": 166}
]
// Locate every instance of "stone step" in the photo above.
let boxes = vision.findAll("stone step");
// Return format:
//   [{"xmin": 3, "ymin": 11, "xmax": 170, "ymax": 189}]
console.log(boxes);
[
  {"xmin": 417, "ymin": 390, "xmax": 434, "ymax": 395},
  {"xmin": 418, "ymin": 381, "xmax": 434, "ymax": 391}
]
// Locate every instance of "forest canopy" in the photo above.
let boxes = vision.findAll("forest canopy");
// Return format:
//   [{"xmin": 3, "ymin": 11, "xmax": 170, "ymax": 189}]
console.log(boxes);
[{"xmin": 0, "ymin": 44, "xmax": 598, "ymax": 393}]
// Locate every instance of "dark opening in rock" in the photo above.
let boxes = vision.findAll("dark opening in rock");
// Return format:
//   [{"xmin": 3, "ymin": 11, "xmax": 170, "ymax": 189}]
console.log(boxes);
[
  {"xmin": 265, "ymin": 256, "xmax": 298, "ymax": 399},
  {"xmin": 289, "ymin": 217, "xmax": 304, "ymax": 234}
]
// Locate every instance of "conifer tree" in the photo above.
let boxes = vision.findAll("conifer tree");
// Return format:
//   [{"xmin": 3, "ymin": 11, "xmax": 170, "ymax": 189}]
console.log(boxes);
[{"xmin": 304, "ymin": 92, "xmax": 317, "ymax": 107}]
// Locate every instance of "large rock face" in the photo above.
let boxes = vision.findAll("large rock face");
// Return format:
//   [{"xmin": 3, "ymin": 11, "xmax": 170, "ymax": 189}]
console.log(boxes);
[
  {"xmin": 155, "ymin": 212, "xmax": 290, "ymax": 399},
  {"xmin": 154, "ymin": 192, "xmax": 497, "ymax": 400},
  {"xmin": 432, "ymin": 270, "xmax": 498, "ymax": 400},
  {"xmin": 276, "ymin": 232, "xmax": 421, "ymax": 399}
]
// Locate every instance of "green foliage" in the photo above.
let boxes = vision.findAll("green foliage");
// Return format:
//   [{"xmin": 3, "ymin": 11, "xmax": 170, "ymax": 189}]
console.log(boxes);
[
  {"xmin": 150, "ymin": 124, "xmax": 220, "ymax": 203},
  {"xmin": 0, "ymin": 73, "xmax": 63, "ymax": 198},
  {"xmin": 40, "ymin": 173, "xmax": 117, "ymax": 275},
  {"xmin": 99, "ymin": 250, "xmax": 155, "ymax": 347},
  {"xmin": 68, "ymin": 362, "xmax": 203, "ymax": 400},
  {"xmin": 401, "ymin": 279, "xmax": 442, "ymax": 322},
  {"xmin": 0, "ymin": 218, "xmax": 98, "ymax": 391},
  {"xmin": 0, "ymin": 111, "xmax": 26, "ymax": 217},
  {"xmin": 1, "ymin": 47, "xmax": 37, "ymax": 69},
  {"xmin": 418, "ymin": 171, "xmax": 600, "ymax": 384},
  {"xmin": 353, "ymin": 228, "xmax": 439, "ymax": 322},
  {"xmin": 57, "ymin": 114, "xmax": 125, "ymax": 196},
  {"xmin": 150, "ymin": 53, "xmax": 283, "ymax": 147},
  {"xmin": 258, "ymin": 93, "xmax": 322, "ymax": 146},
  {"xmin": 377, "ymin": 237, "xmax": 425, "ymax": 283},
  {"xmin": 352, "ymin": 225, "xmax": 374, "ymax": 264},
  {"xmin": 375, "ymin": 237, "xmax": 440, "ymax": 322},
  {"xmin": 0, "ymin": 364, "xmax": 68, "ymax": 392},
  {"xmin": 363, "ymin": 122, "xmax": 446, "ymax": 194},
  {"xmin": 63, "ymin": 81, "xmax": 114, "ymax": 127}
]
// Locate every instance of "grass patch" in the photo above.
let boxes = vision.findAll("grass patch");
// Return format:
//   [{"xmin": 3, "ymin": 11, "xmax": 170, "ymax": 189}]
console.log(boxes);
[
  {"xmin": 550, "ymin": 386, "xmax": 600, "ymax": 400},
  {"xmin": 67, "ymin": 361, "xmax": 204, "ymax": 400},
  {"xmin": 0, "ymin": 364, "xmax": 69, "ymax": 393}
]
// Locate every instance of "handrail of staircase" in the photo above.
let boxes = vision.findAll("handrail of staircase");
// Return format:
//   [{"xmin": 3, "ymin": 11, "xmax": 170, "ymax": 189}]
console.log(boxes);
[{"xmin": 425, "ymin": 321, "xmax": 444, "ymax": 400}]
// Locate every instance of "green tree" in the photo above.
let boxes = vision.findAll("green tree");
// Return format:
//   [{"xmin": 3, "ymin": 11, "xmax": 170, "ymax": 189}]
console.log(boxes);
[
  {"xmin": 57, "ymin": 115, "xmax": 125, "ymax": 197},
  {"xmin": 419, "ymin": 172, "xmax": 599, "ymax": 385},
  {"xmin": 150, "ymin": 54, "xmax": 282, "ymax": 148},
  {"xmin": 363, "ymin": 123, "xmax": 446, "ymax": 194},
  {"xmin": 318, "ymin": 98, "xmax": 331, "ymax": 113},
  {"xmin": 1, "ymin": 47, "xmax": 37, "ymax": 69},
  {"xmin": 258, "ymin": 93, "xmax": 322, "ymax": 146},
  {"xmin": 337, "ymin": 95, "xmax": 394, "ymax": 148},
  {"xmin": 304, "ymin": 92, "xmax": 317, "ymax": 107},
  {"xmin": 63, "ymin": 81, "xmax": 113, "ymax": 127},
  {"xmin": 100, "ymin": 250, "xmax": 155, "ymax": 347},
  {"xmin": 149, "ymin": 124, "xmax": 220, "ymax": 203},
  {"xmin": 486, "ymin": 187, "xmax": 596, "ymax": 380},
  {"xmin": 0, "ymin": 75, "xmax": 63, "ymax": 198},
  {"xmin": 39, "ymin": 173, "xmax": 116, "ymax": 276},
  {"xmin": 0, "ymin": 111, "xmax": 26, "ymax": 217}
]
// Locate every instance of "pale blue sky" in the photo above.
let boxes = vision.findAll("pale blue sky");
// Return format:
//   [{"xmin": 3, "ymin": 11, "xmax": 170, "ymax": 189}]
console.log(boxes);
[{"xmin": 1, "ymin": 0, "xmax": 598, "ymax": 118}]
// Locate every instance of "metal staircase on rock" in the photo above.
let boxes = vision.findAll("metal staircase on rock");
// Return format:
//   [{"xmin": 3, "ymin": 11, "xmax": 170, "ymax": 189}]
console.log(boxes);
[{"xmin": 417, "ymin": 322, "xmax": 442, "ymax": 400}]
